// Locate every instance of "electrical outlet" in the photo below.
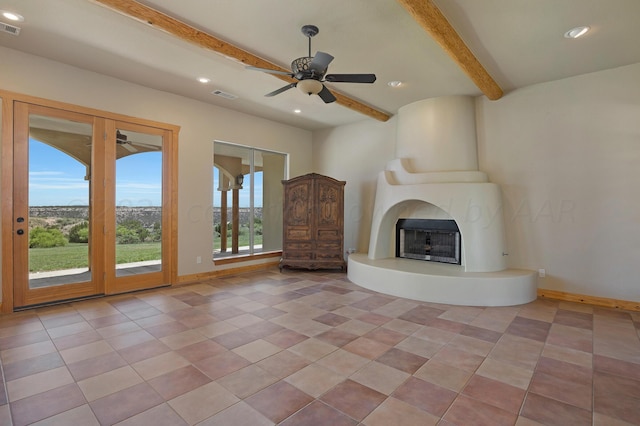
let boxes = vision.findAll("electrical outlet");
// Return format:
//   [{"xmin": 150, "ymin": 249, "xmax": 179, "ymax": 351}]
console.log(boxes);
[
  {"xmin": 196, "ymin": 256, "xmax": 202, "ymax": 264},
  {"xmin": 538, "ymin": 269, "xmax": 545, "ymax": 278}
]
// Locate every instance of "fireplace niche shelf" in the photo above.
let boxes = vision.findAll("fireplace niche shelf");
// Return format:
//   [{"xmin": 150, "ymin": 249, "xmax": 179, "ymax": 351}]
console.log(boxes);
[{"xmin": 348, "ymin": 253, "xmax": 537, "ymax": 307}]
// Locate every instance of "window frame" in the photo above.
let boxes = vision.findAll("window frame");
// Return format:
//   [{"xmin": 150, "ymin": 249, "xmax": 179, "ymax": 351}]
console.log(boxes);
[{"xmin": 212, "ymin": 140, "xmax": 288, "ymax": 261}]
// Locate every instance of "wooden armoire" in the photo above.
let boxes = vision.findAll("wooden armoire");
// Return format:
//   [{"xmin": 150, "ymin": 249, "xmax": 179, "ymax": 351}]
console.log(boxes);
[{"xmin": 280, "ymin": 173, "xmax": 346, "ymax": 271}]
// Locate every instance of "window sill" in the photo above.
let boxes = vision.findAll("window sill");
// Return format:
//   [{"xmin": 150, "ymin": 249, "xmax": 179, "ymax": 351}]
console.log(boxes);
[{"xmin": 213, "ymin": 251, "xmax": 281, "ymax": 266}]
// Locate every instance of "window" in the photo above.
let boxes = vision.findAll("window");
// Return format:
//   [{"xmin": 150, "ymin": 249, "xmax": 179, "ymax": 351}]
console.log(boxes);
[{"xmin": 213, "ymin": 141, "xmax": 287, "ymax": 258}]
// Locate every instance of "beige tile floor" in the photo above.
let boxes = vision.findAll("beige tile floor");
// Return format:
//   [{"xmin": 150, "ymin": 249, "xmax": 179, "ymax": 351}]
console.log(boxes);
[{"xmin": 0, "ymin": 269, "xmax": 639, "ymax": 425}]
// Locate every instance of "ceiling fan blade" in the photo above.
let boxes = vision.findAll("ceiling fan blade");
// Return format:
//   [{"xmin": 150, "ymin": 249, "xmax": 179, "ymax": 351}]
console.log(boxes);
[
  {"xmin": 324, "ymin": 74, "xmax": 377, "ymax": 83},
  {"xmin": 265, "ymin": 83, "xmax": 297, "ymax": 97},
  {"xmin": 131, "ymin": 142, "xmax": 161, "ymax": 150},
  {"xmin": 245, "ymin": 66, "xmax": 293, "ymax": 76},
  {"xmin": 121, "ymin": 143, "xmax": 137, "ymax": 152},
  {"xmin": 310, "ymin": 51, "xmax": 334, "ymax": 74},
  {"xmin": 317, "ymin": 85, "xmax": 336, "ymax": 103}
]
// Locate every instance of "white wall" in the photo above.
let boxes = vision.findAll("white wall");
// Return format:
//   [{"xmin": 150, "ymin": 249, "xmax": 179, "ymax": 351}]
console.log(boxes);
[
  {"xmin": 314, "ymin": 62, "xmax": 640, "ymax": 303},
  {"xmin": 396, "ymin": 96, "xmax": 478, "ymax": 172},
  {"xmin": 477, "ymin": 63, "xmax": 640, "ymax": 301},
  {"xmin": 312, "ymin": 118, "xmax": 396, "ymax": 253},
  {"xmin": 0, "ymin": 46, "xmax": 313, "ymax": 279}
]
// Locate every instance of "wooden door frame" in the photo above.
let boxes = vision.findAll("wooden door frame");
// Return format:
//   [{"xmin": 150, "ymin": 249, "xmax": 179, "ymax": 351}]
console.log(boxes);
[
  {"xmin": 0, "ymin": 90, "xmax": 179, "ymax": 312},
  {"xmin": 12, "ymin": 102, "xmax": 105, "ymax": 307},
  {"xmin": 107, "ymin": 121, "xmax": 174, "ymax": 295}
]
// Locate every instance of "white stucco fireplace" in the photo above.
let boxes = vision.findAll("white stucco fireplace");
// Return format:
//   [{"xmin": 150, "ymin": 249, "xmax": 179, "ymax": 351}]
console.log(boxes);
[{"xmin": 348, "ymin": 96, "xmax": 537, "ymax": 306}]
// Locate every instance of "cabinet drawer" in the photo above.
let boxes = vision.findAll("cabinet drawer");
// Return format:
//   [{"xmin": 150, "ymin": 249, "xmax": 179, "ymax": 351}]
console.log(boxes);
[
  {"xmin": 315, "ymin": 251, "xmax": 344, "ymax": 260},
  {"xmin": 316, "ymin": 242, "xmax": 341, "ymax": 251},
  {"xmin": 282, "ymin": 251, "xmax": 313, "ymax": 260},
  {"xmin": 285, "ymin": 228, "xmax": 311, "ymax": 240},
  {"xmin": 284, "ymin": 242, "xmax": 312, "ymax": 250},
  {"xmin": 316, "ymin": 229, "xmax": 341, "ymax": 240}
]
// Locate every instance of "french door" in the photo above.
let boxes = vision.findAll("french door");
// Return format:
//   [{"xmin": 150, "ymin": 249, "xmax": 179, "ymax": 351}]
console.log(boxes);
[{"xmin": 12, "ymin": 102, "xmax": 173, "ymax": 308}]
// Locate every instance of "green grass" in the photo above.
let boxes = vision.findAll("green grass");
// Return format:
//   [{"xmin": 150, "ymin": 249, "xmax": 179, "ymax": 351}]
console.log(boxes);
[
  {"xmin": 29, "ymin": 231, "xmax": 263, "ymax": 272},
  {"xmin": 29, "ymin": 242, "xmax": 161, "ymax": 272},
  {"xmin": 213, "ymin": 231, "xmax": 262, "ymax": 250}
]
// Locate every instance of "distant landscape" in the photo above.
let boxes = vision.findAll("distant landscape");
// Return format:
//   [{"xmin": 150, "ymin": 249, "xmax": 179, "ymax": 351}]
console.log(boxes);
[
  {"xmin": 29, "ymin": 206, "xmax": 162, "ymax": 228},
  {"xmin": 29, "ymin": 206, "xmax": 263, "ymax": 226}
]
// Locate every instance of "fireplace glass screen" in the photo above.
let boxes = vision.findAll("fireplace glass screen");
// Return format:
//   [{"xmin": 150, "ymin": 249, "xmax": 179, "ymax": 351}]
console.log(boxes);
[{"xmin": 396, "ymin": 219, "xmax": 461, "ymax": 264}]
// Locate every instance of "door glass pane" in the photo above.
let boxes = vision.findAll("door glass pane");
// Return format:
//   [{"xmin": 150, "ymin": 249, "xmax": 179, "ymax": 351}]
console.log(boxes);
[
  {"xmin": 213, "ymin": 143, "xmax": 249, "ymax": 257},
  {"xmin": 115, "ymin": 129, "xmax": 163, "ymax": 276},
  {"xmin": 255, "ymin": 150, "xmax": 286, "ymax": 252},
  {"xmin": 28, "ymin": 115, "xmax": 92, "ymax": 288}
]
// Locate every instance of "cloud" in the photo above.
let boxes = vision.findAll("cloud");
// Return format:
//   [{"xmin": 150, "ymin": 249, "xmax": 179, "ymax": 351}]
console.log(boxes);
[
  {"xmin": 116, "ymin": 182, "xmax": 162, "ymax": 190},
  {"xmin": 30, "ymin": 183, "xmax": 88, "ymax": 190},
  {"xmin": 29, "ymin": 171, "xmax": 65, "ymax": 176}
]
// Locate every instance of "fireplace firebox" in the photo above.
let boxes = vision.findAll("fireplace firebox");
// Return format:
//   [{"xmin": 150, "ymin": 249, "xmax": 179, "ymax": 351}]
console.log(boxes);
[{"xmin": 396, "ymin": 219, "xmax": 461, "ymax": 265}]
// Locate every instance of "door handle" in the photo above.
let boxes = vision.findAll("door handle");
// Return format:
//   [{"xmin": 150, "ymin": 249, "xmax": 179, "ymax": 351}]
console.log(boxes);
[{"xmin": 16, "ymin": 229, "xmax": 24, "ymax": 235}]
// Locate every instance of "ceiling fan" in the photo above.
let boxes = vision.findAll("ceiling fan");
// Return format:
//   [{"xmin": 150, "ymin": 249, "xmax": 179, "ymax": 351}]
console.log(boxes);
[
  {"xmin": 116, "ymin": 130, "xmax": 160, "ymax": 153},
  {"xmin": 246, "ymin": 25, "xmax": 376, "ymax": 103}
]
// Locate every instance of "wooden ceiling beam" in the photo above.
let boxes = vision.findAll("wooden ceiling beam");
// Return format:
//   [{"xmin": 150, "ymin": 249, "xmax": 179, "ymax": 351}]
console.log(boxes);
[
  {"xmin": 396, "ymin": 0, "xmax": 503, "ymax": 100},
  {"xmin": 91, "ymin": 0, "xmax": 391, "ymax": 122}
]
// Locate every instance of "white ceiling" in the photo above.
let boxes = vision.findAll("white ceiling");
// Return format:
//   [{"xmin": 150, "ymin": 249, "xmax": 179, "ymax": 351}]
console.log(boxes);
[{"xmin": 1, "ymin": 0, "xmax": 639, "ymax": 130}]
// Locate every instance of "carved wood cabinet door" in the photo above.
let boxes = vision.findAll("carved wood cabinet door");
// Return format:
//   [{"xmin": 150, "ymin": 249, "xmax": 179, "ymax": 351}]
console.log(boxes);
[
  {"xmin": 280, "ymin": 173, "xmax": 345, "ymax": 271},
  {"xmin": 287, "ymin": 181, "xmax": 311, "ymax": 227},
  {"xmin": 317, "ymin": 182, "xmax": 340, "ymax": 227},
  {"xmin": 284, "ymin": 179, "xmax": 312, "ymax": 240}
]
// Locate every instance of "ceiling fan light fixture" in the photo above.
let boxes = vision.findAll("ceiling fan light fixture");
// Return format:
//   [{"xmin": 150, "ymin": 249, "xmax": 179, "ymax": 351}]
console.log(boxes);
[
  {"xmin": 297, "ymin": 79, "xmax": 323, "ymax": 95},
  {"xmin": 1, "ymin": 10, "xmax": 24, "ymax": 22},
  {"xmin": 388, "ymin": 80, "xmax": 403, "ymax": 88},
  {"xmin": 564, "ymin": 26, "xmax": 590, "ymax": 39}
]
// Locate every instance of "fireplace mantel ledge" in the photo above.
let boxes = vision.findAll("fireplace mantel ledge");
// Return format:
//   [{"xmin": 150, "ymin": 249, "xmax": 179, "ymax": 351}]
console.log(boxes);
[
  {"xmin": 385, "ymin": 158, "xmax": 488, "ymax": 185},
  {"xmin": 348, "ymin": 253, "xmax": 537, "ymax": 307}
]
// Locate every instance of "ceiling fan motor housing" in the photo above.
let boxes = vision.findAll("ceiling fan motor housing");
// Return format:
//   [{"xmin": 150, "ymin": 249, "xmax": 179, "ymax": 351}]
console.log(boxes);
[{"xmin": 292, "ymin": 57, "xmax": 315, "ymax": 79}]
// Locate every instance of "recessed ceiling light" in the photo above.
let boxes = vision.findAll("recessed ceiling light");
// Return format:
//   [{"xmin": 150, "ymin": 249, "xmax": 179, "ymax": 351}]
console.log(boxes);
[
  {"xmin": 388, "ymin": 81, "xmax": 403, "ymax": 88},
  {"xmin": 564, "ymin": 26, "xmax": 590, "ymax": 39},
  {"xmin": 293, "ymin": 109, "xmax": 302, "ymax": 114},
  {"xmin": 197, "ymin": 77, "xmax": 211, "ymax": 84},
  {"xmin": 1, "ymin": 10, "xmax": 24, "ymax": 22}
]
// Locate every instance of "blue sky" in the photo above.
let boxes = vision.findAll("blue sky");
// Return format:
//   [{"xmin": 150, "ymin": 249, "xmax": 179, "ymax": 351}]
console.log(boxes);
[
  {"xmin": 29, "ymin": 139, "xmax": 162, "ymax": 206},
  {"xmin": 29, "ymin": 139, "xmax": 262, "ymax": 207}
]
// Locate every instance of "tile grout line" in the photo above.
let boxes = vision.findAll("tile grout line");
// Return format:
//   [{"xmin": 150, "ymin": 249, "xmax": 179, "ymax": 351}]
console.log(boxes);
[{"xmin": 0, "ymin": 353, "xmax": 13, "ymax": 426}]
